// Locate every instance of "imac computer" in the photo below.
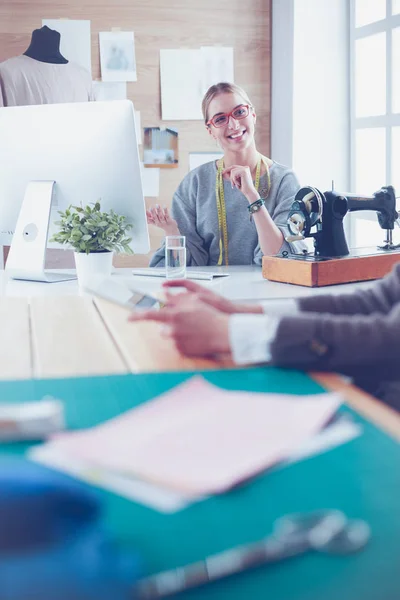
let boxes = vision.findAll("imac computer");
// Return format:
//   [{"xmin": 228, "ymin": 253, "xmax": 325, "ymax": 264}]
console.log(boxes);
[{"xmin": 0, "ymin": 99, "xmax": 149, "ymax": 282}]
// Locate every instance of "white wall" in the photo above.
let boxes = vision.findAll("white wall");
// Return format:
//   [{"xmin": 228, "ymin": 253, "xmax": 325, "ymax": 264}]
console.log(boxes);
[
  {"xmin": 271, "ymin": 0, "xmax": 350, "ymax": 192},
  {"xmin": 270, "ymin": 0, "xmax": 295, "ymax": 169}
]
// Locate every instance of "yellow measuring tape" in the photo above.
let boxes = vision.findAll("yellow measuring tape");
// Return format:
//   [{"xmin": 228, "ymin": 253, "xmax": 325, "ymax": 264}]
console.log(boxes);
[{"xmin": 215, "ymin": 154, "xmax": 271, "ymax": 266}]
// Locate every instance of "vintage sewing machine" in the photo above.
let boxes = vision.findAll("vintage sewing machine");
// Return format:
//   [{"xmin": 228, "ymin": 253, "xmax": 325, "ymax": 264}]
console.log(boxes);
[{"xmin": 262, "ymin": 185, "xmax": 400, "ymax": 287}]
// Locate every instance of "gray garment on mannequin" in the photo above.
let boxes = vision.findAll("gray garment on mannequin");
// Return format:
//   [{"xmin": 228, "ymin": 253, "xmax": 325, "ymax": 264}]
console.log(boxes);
[
  {"xmin": 149, "ymin": 160, "xmax": 305, "ymax": 267},
  {"xmin": 0, "ymin": 55, "xmax": 93, "ymax": 107}
]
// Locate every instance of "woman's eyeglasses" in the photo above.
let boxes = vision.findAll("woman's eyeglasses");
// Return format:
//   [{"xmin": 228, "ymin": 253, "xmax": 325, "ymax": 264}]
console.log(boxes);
[{"xmin": 207, "ymin": 104, "xmax": 252, "ymax": 128}]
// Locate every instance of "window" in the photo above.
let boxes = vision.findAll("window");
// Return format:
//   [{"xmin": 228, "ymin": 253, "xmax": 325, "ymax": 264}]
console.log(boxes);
[
  {"xmin": 355, "ymin": 0, "xmax": 386, "ymax": 27},
  {"xmin": 350, "ymin": 1, "xmax": 400, "ymax": 246}
]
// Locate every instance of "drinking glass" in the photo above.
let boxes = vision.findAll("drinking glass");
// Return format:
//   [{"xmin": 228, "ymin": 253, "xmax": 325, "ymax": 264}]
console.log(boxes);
[{"xmin": 165, "ymin": 235, "xmax": 186, "ymax": 279}]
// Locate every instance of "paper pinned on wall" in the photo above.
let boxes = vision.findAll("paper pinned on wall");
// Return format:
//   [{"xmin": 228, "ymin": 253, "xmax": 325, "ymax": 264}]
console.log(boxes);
[
  {"xmin": 99, "ymin": 31, "xmax": 137, "ymax": 82},
  {"xmin": 200, "ymin": 46, "xmax": 234, "ymax": 94},
  {"xmin": 135, "ymin": 111, "xmax": 142, "ymax": 145},
  {"xmin": 92, "ymin": 81, "xmax": 127, "ymax": 101},
  {"xmin": 42, "ymin": 19, "xmax": 92, "ymax": 75},
  {"xmin": 140, "ymin": 162, "xmax": 159, "ymax": 197},
  {"xmin": 160, "ymin": 47, "xmax": 234, "ymax": 120},
  {"xmin": 160, "ymin": 49, "xmax": 203, "ymax": 120},
  {"xmin": 189, "ymin": 152, "xmax": 223, "ymax": 171},
  {"xmin": 143, "ymin": 127, "xmax": 178, "ymax": 167}
]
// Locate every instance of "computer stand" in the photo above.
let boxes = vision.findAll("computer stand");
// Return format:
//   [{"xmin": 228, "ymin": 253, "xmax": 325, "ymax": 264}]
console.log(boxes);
[{"xmin": 5, "ymin": 181, "xmax": 77, "ymax": 283}]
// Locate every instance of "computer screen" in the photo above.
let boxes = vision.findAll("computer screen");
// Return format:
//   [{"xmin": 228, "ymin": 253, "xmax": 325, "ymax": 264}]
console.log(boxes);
[{"xmin": 0, "ymin": 99, "xmax": 149, "ymax": 254}]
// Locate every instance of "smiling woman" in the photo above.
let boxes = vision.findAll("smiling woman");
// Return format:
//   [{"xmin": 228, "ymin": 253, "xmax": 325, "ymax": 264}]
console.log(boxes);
[{"xmin": 149, "ymin": 82, "xmax": 306, "ymax": 267}]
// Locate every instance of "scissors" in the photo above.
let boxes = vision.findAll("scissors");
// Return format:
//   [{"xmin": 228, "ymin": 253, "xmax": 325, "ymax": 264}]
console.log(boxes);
[
  {"xmin": 273, "ymin": 509, "xmax": 370, "ymax": 554},
  {"xmin": 135, "ymin": 510, "xmax": 370, "ymax": 599}
]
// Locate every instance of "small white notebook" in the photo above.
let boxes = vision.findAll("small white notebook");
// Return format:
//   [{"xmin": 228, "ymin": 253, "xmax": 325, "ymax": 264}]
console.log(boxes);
[{"xmin": 131, "ymin": 268, "xmax": 230, "ymax": 281}]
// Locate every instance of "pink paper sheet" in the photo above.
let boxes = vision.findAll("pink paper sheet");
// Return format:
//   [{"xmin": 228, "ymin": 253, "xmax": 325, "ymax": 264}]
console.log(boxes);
[{"xmin": 47, "ymin": 376, "xmax": 341, "ymax": 496}]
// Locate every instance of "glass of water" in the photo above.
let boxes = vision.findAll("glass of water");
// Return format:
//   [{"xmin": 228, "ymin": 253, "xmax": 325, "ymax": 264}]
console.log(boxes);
[{"xmin": 165, "ymin": 235, "xmax": 186, "ymax": 279}]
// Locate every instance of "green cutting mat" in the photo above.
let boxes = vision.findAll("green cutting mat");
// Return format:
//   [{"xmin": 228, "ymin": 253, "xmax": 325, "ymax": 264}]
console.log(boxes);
[{"xmin": 0, "ymin": 367, "xmax": 399, "ymax": 600}]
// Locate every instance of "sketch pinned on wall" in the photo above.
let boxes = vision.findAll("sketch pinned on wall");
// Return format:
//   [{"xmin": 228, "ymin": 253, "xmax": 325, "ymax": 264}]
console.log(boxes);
[
  {"xmin": 42, "ymin": 19, "xmax": 92, "ymax": 74},
  {"xmin": 160, "ymin": 47, "xmax": 234, "ymax": 120},
  {"xmin": 143, "ymin": 127, "xmax": 179, "ymax": 168},
  {"xmin": 200, "ymin": 47, "xmax": 234, "ymax": 94},
  {"xmin": 99, "ymin": 31, "xmax": 137, "ymax": 82}
]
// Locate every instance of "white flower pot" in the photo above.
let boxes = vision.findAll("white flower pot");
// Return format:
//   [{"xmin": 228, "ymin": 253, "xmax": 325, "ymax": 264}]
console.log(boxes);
[{"xmin": 74, "ymin": 251, "xmax": 113, "ymax": 288}]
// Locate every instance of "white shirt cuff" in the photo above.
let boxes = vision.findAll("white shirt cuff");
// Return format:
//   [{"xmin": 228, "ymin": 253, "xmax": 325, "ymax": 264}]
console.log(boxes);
[
  {"xmin": 260, "ymin": 298, "xmax": 300, "ymax": 316},
  {"xmin": 229, "ymin": 314, "xmax": 281, "ymax": 365}
]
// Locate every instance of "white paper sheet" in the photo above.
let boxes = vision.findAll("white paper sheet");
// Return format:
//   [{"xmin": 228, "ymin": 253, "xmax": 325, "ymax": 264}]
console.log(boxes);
[
  {"xmin": 140, "ymin": 163, "xmax": 159, "ymax": 197},
  {"xmin": 200, "ymin": 46, "xmax": 234, "ymax": 94},
  {"xmin": 99, "ymin": 31, "xmax": 137, "ymax": 82},
  {"xmin": 285, "ymin": 416, "xmax": 362, "ymax": 464},
  {"xmin": 39, "ymin": 376, "xmax": 342, "ymax": 497},
  {"xmin": 160, "ymin": 49, "xmax": 203, "ymax": 120},
  {"xmin": 29, "ymin": 413, "xmax": 361, "ymax": 514},
  {"xmin": 30, "ymin": 444, "xmax": 189, "ymax": 513},
  {"xmin": 160, "ymin": 47, "xmax": 234, "ymax": 120},
  {"xmin": 92, "ymin": 81, "xmax": 127, "ymax": 101},
  {"xmin": 189, "ymin": 152, "xmax": 223, "ymax": 171},
  {"xmin": 135, "ymin": 111, "xmax": 142, "ymax": 144},
  {"xmin": 42, "ymin": 19, "xmax": 92, "ymax": 75}
]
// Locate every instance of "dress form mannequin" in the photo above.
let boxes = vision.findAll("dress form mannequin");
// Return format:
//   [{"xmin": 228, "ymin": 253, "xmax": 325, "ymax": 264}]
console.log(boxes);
[
  {"xmin": 24, "ymin": 26, "xmax": 68, "ymax": 64},
  {"xmin": 0, "ymin": 26, "xmax": 93, "ymax": 268}
]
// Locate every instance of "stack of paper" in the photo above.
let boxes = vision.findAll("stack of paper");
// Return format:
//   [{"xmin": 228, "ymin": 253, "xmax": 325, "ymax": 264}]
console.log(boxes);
[{"xmin": 30, "ymin": 377, "xmax": 360, "ymax": 512}]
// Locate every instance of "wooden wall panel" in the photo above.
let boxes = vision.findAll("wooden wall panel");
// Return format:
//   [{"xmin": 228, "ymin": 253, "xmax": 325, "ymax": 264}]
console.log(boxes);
[{"xmin": 0, "ymin": 0, "xmax": 271, "ymax": 267}]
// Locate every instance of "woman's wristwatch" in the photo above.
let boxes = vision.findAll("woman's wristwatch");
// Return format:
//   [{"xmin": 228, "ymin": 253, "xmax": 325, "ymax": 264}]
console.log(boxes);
[{"xmin": 247, "ymin": 198, "xmax": 266, "ymax": 219}]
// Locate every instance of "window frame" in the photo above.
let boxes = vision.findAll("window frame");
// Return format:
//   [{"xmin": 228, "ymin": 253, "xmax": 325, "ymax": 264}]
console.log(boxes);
[{"xmin": 350, "ymin": 0, "xmax": 400, "ymax": 236}]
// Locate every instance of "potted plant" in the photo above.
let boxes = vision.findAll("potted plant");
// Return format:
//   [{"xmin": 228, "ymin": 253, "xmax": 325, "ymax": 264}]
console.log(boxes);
[{"xmin": 50, "ymin": 202, "xmax": 133, "ymax": 286}]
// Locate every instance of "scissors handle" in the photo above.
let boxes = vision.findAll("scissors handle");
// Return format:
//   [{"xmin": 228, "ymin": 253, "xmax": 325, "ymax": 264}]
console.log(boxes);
[
  {"xmin": 135, "ymin": 510, "xmax": 370, "ymax": 599},
  {"xmin": 135, "ymin": 535, "xmax": 310, "ymax": 599}
]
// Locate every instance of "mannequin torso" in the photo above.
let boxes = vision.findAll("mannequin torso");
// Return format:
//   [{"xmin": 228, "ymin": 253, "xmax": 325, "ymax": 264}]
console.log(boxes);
[{"xmin": 23, "ymin": 26, "xmax": 68, "ymax": 64}]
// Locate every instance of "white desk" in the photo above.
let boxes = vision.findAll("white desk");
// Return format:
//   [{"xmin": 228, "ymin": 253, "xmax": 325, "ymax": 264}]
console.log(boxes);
[
  {"xmin": 0, "ymin": 265, "xmax": 374, "ymax": 302},
  {"xmin": 0, "ymin": 267, "xmax": 399, "ymax": 439}
]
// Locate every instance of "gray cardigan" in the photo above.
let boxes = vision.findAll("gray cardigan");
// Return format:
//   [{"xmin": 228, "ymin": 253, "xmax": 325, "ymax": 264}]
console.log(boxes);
[
  {"xmin": 270, "ymin": 263, "xmax": 400, "ymax": 410},
  {"xmin": 150, "ymin": 161, "xmax": 304, "ymax": 267}
]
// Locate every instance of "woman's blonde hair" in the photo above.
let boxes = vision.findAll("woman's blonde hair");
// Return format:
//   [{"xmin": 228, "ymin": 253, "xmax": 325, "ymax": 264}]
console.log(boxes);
[{"xmin": 201, "ymin": 82, "xmax": 253, "ymax": 125}]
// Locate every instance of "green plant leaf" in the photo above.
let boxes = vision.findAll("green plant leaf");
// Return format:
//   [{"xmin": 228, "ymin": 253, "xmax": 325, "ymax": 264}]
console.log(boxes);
[{"xmin": 51, "ymin": 201, "xmax": 135, "ymax": 254}]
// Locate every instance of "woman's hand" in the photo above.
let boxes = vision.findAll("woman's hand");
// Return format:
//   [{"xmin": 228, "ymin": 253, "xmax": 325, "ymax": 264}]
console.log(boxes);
[
  {"xmin": 146, "ymin": 205, "xmax": 180, "ymax": 236},
  {"xmin": 162, "ymin": 280, "xmax": 264, "ymax": 315},
  {"xmin": 129, "ymin": 293, "xmax": 231, "ymax": 358},
  {"xmin": 162, "ymin": 280, "xmax": 237, "ymax": 313},
  {"xmin": 222, "ymin": 165, "xmax": 259, "ymax": 203}
]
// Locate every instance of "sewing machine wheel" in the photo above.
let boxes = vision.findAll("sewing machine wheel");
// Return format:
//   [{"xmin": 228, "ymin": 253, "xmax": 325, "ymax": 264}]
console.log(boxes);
[
  {"xmin": 299, "ymin": 186, "xmax": 324, "ymax": 224},
  {"xmin": 288, "ymin": 186, "xmax": 324, "ymax": 238},
  {"xmin": 288, "ymin": 211, "xmax": 306, "ymax": 236}
]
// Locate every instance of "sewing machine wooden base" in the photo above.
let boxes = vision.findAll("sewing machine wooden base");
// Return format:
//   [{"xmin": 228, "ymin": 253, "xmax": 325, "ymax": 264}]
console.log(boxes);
[{"xmin": 262, "ymin": 247, "xmax": 400, "ymax": 287}]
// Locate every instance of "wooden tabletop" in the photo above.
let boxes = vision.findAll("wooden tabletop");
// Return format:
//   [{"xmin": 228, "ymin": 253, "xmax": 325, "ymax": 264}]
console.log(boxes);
[{"xmin": 2, "ymin": 294, "xmax": 400, "ymax": 440}]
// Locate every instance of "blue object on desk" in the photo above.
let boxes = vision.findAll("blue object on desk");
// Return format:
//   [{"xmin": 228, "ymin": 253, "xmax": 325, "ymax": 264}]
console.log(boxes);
[{"xmin": 0, "ymin": 458, "xmax": 140, "ymax": 600}]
